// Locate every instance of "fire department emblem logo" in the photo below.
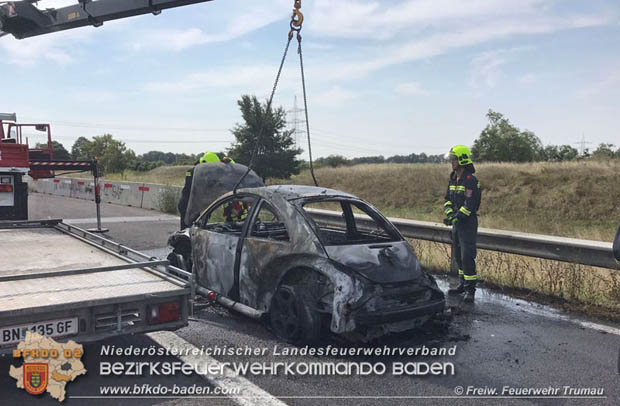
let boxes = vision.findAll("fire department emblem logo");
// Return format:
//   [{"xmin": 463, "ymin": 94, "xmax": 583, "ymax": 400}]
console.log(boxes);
[{"xmin": 23, "ymin": 363, "xmax": 49, "ymax": 395}]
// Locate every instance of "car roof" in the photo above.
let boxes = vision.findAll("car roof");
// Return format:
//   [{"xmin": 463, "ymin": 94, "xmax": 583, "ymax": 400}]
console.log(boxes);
[{"xmin": 235, "ymin": 185, "xmax": 358, "ymax": 201}]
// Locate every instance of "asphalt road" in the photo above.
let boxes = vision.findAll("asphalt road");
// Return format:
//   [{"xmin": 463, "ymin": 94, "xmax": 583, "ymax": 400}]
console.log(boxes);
[{"xmin": 2, "ymin": 193, "xmax": 619, "ymax": 405}]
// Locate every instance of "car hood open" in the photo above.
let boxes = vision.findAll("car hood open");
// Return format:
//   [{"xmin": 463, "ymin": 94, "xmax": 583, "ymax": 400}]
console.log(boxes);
[{"xmin": 324, "ymin": 241, "xmax": 425, "ymax": 284}]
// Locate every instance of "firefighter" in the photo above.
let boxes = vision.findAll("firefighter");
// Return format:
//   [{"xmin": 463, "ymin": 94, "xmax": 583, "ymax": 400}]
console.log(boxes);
[
  {"xmin": 613, "ymin": 224, "xmax": 620, "ymax": 263},
  {"xmin": 443, "ymin": 145, "xmax": 481, "ymax": 302},
  {"xmin": 177, "ymin": 151, "xmax": 220, "ymax": 229}
]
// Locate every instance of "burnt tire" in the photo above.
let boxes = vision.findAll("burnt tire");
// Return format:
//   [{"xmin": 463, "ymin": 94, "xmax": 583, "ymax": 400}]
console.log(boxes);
[
  {"xmin": 270, "ymin": 283, "xmax": 322, "ymax": 344},
  {"xmin": 167, "ymin": 252, "xmax": 180, "ymax": 268}
]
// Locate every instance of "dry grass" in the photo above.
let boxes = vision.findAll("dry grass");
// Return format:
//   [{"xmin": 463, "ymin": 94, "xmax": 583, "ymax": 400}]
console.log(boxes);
[
  {"xmin": 411, "ymin": 238, "xmax": 620, "ymax": 321},
  {"xmin": 81, "ymin": 160, "xmax": 620, "ymax": 239}
]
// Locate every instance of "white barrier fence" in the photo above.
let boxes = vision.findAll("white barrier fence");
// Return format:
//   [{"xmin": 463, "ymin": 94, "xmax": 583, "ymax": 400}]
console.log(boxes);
[{"xmin": 30, "ymin": 177, "xmax": 181, "ymax": 211}]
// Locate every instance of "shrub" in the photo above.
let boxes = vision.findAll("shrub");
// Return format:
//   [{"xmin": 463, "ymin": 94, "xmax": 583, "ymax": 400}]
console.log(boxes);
[{"xmin": 157, "ymin": 186, "xmax": 181, "ymax": 215}]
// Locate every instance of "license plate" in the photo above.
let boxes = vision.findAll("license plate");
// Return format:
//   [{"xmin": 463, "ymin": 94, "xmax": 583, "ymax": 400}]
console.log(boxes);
[{"xmin": 1, "ymin": 318, "xmax": 79, "ymax": 346}]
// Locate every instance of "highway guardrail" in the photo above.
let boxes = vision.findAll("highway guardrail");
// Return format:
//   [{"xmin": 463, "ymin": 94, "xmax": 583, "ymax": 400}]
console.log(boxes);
[{"xmin": 30, "ymin": 178, "xmax": 619, "ymax": 271}]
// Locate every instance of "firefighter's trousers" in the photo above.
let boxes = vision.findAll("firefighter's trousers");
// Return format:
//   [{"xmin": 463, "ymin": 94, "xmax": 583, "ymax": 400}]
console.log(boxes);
[{"xmin": 451, "ymin": 214, "xmax": 478, "ymax": 283}]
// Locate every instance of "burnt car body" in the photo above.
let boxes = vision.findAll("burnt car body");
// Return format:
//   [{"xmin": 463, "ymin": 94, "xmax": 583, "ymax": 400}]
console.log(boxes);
[{"xmin": 168, "ymin": 185, "xmax": 444, "ymax": 342}]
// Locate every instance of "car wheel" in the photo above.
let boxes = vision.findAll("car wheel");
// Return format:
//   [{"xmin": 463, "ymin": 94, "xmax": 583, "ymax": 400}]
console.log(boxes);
[
  {"xmin": 167, "ymin": 252, "xmax": 180, "ymax": 268},
  {"xmin": 270, "ymin": 283, "xmax": 322, "ymax": 343},
  {"xmin": 167, "ymin": 252, "xmax": 191, "ymax": 273}
]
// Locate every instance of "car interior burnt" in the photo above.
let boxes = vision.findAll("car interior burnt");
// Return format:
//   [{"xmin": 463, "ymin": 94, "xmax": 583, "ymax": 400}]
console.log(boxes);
[
  {"xmin": 301, "ymin": 199, "xmax": 400, "ymax": 246},
  {"xmin": 198, "ymin": 195, "xmax": 256, "ymax": 235},
  {"xmin": 250, "ymin": 201, "xmax": 289, "ymax": 241}
]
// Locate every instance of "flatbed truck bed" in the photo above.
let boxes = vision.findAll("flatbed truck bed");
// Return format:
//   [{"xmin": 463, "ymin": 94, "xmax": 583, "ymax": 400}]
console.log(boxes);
[{"xmin": 0, "ymin": 219, "xmax": 193, "ymax": 352}]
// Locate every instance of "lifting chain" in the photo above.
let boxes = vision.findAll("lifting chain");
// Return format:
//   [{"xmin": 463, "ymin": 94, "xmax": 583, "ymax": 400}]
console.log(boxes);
[
  {"xmin": 288, "ymin": 0, "xmax": 319, "ymax": 186},
  {"xmin": 234, "ymin": 0, "xmax": 318, "ymax": 192}
]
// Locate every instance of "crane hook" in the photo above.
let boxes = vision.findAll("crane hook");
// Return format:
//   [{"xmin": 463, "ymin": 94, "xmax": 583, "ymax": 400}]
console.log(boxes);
[{"xmin": 288, "ymin": 0, "xmax": 303, "ymax": 41}]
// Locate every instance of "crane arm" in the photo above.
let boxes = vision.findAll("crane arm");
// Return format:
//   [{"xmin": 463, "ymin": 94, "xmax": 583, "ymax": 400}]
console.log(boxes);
[{"xmin": 0, "ymin": 0, "xmax": 213, "ymax": 39}]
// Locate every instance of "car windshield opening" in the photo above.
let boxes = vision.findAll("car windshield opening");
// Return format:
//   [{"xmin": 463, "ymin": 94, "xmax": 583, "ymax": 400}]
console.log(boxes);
[{"xmin": 301, "ymin": 199, "xmax": 400, "ymax": 246}]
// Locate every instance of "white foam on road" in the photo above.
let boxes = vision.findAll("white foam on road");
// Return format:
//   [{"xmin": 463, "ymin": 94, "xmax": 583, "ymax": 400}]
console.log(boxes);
[
  {"xmin": 147, "ymin": 331, "xmax": 286, "ymax": 406},
  {"xmin": 65, "ymin": 215, "xmax": 178, "ymax": 224},
  {"xmin": 440, "ymin": 277, "xmax": 620, "ymax": 337},
  {"xmin": 575, "ymin": 321, "xmax": 620, "ymax": 336}
]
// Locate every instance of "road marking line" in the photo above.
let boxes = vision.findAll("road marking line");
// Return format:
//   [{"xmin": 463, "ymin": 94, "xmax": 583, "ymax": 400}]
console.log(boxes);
[
  {"xmin": 65, "ymin": 215, "xmax": 178, "ymax": 224},
  {"xmin": 147, "ymin": 331, "xmax": 286, "ymax": 406}
]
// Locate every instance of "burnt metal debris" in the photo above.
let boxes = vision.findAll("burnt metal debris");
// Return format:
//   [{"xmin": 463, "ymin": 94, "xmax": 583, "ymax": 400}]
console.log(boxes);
[{"xmin": 170, "ymin": 185, "xmax": 445, "ymax": 342}]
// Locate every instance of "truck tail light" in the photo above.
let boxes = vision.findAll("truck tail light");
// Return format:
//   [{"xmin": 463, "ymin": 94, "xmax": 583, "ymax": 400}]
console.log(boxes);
[
  {"xmin": 0, "ymin": 185, "xmax": 13, "ymax": 192},
  {"xmin": 147, "ymin": 302, "xmax": 180, "ymax": 324}
]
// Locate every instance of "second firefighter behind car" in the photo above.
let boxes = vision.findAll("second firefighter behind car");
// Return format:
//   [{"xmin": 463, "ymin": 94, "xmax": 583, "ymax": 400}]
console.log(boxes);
[
  {"xmin": 178, "ymin": 151, "xmax": 220, "ymax": 229},
  {"xmin": 443, "ymin": 145, "xmax": 481, "ymax": 302}
]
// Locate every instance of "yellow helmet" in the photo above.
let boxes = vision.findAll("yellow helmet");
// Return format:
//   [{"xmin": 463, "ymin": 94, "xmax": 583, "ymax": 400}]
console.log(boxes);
[
  {"xmin": 447, "ymin": 145, "xmax": 473, "ymax": 166},
  {"xmin": 199, "ymin": 151, "xmax": 220, "ymax": 163}
]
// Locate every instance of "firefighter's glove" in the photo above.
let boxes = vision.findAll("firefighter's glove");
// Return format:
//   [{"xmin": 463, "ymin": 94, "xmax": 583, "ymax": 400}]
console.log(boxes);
[{"xmin": 443, "ymin": 214, "xmax": 458, "ymax": 226}]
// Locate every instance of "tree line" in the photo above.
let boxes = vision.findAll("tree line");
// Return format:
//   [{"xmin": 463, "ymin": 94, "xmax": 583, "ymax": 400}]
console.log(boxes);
[
  {"xmin": 312, "ymin": 153, "xmax": 445, "ymax": 168},
  {"xmin": 471, "ymin": 110, "xmax": 620, "ymax": 162},
  {"xmin": 48, "ymin": 135, "xmax": 206, "ymax": 174},
  {"xmin": 50, "ymin": 102, "xmax": 618, "ymax": 178}
]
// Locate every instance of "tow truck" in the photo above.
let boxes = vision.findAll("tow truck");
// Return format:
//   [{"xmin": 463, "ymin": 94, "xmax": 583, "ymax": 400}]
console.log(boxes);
[
  {"xmin": 0, "ymin": 113, "xmax": 98, "ymax": 221},
  {"xmin": 0, "ymin": 113, "xmax": 193, "ymax": 350},
  {"xmin": 0, "ymin": 219, "xmax": 193, "ymax": 352},
  {"xmin": 0, "ymin": 0, "xmax": 216, "ymax": 349}
]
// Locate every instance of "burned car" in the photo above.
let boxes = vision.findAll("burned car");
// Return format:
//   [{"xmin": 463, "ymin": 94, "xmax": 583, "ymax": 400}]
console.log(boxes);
[{"xmin": 168, "ymin": 185, "xmax": 444, "ymax": 342}]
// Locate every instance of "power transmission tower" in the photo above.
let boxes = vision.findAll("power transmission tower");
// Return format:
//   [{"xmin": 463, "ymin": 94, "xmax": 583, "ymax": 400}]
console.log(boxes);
[
  {"xmin": 286, "ymin": 95, "xmax": 306, "ymax": 149},
  {"xmin": 574, "ymin": 134, "xmax": 592, "ymax": 156}
]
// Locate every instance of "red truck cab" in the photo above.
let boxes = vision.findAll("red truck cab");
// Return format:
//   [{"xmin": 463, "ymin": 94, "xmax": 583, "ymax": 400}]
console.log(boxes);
[{"xmin": 0, "ymin": 115, "xmax": 54, "ymax": 220}]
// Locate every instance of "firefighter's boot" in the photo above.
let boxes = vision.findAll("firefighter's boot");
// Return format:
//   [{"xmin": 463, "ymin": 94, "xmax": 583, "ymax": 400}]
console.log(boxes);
[
  {"xmin": 448, "ymin": 276, "xmax": 465, "ymax": 295},
  {"xmin": 463, "ymin": 280, "xmax": 476, "ymax": 303}
]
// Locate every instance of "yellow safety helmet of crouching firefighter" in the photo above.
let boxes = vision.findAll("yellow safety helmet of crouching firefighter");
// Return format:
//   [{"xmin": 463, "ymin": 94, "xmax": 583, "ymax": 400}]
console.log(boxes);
[
  {"xmin": 447, "ymin": 145, "xmax": 473, "ymax": 166},
  {"xmin": 199, "ymin": 151, "xmax": 220, "ymax": 163}
]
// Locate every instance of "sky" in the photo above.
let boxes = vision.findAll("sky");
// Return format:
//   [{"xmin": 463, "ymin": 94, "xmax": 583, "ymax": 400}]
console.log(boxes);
[{"xmin": 0, "ymin": 0, "xmax": 619, "ymax": 160}]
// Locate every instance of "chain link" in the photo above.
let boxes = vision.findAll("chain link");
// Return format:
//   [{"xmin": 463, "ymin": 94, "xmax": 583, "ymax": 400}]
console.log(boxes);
[
  {"xmin": 234, "ymin": 0, "xmax": 319, "ymax": 191},
  {"xmin": 297, "ymin": 41, "xmax": 318, "ymax": 187},
  {"xmin": 233, "ymin": 36, "xmax": 293, "ymax": 193}
]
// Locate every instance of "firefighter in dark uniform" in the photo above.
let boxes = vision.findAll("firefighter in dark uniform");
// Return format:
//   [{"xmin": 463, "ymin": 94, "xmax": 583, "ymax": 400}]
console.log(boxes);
[
  {"xmin": 613, "ymin": 224, "xmax": 620, "ymax": 263},
  {"xmin": 177, "ymin": 151, "xmax": 220, "ymax": 229},
  {"xmin": 443, "ymin": 145, "xmax": 481, "ymax": 302}
]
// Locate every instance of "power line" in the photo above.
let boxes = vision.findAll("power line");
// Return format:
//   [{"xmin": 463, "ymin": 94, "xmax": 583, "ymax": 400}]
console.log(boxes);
[
  {"xmin": 21, "ymin": 117, "xmax": 228, "ymax": 133},
  {"xmin": 286, "ymin": 95, "xmax": 306, "ymax": 149},
  {"xmin": 51, "ymin": 135, "xmax": 232, "ymax": 144},
  {"xmin": 573, "ymin": 134, "xmax": 592, "ymax": 155}
]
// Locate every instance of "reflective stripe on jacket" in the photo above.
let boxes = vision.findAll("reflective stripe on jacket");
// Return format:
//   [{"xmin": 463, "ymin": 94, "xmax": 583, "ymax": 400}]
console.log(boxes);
[{"xmin": 444, "ymin": 170, "xmax": 481, "ymax": 220}]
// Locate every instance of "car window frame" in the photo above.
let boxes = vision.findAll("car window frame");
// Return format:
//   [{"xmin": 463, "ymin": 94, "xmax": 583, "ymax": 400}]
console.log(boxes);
[
  {"xmin": 247, "ymin": 199, "xmax": 291, "ymax": 242},
  {"xmin": 296, "ymin": 197, "xmax": 403, "ymax": 246},
  {"xmin": 197, "ymin": 194, "xmax": 257, "ymax": 235}
]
